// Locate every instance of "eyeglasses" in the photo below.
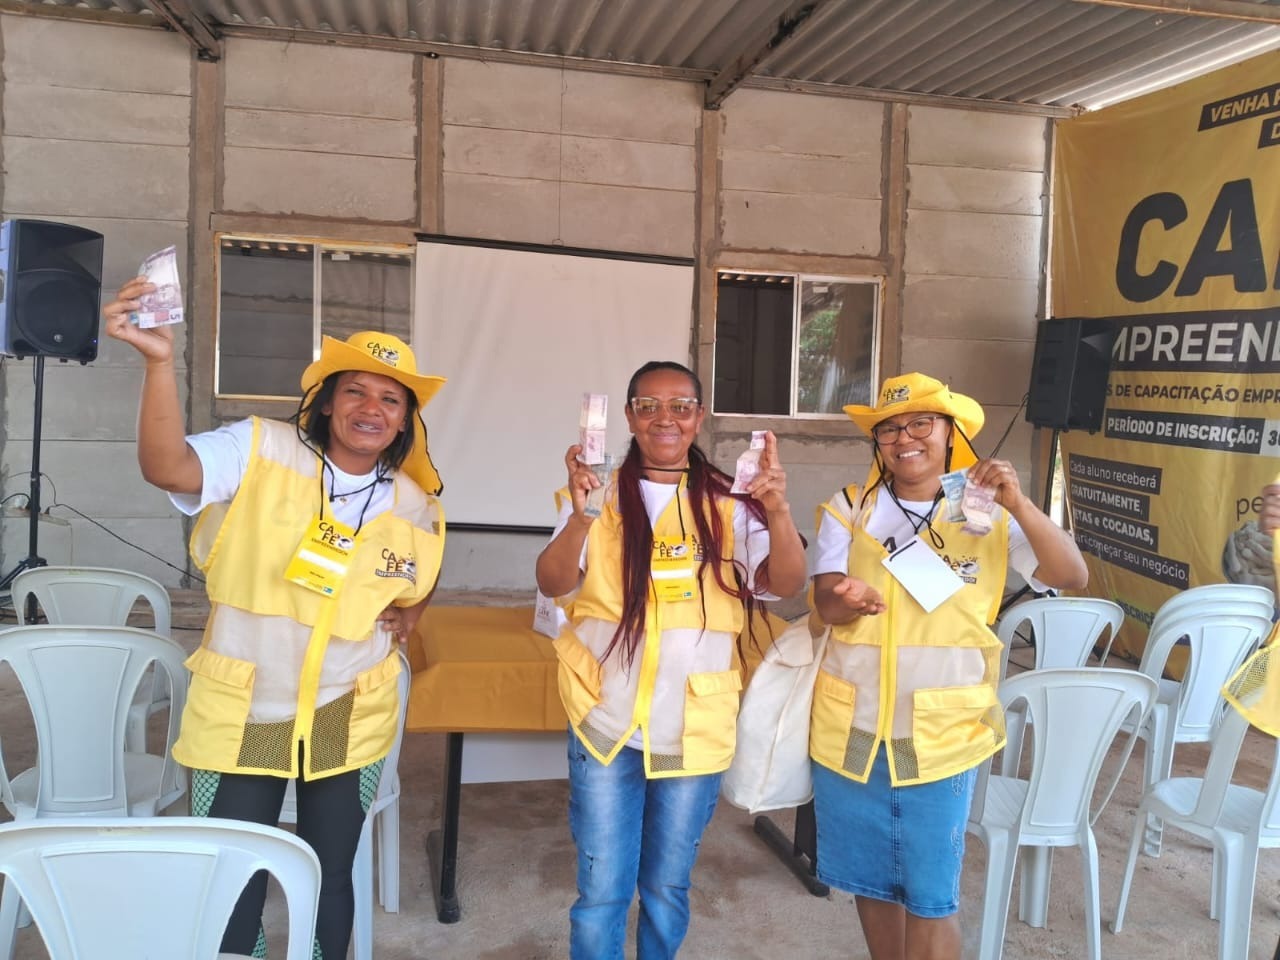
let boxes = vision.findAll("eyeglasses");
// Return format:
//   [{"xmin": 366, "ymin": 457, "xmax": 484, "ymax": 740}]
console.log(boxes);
[
  {"xmin": 871, "ymin": 414, "xmax": 945, "ymax": 444},
  {"xmin": 629, "ymin": 396, "xmax": 701, "ymax": 420}
]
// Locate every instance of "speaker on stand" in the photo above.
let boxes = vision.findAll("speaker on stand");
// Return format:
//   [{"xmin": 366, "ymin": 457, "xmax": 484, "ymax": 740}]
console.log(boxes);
[
  {"xmin": 1025, "ymin": 316, "xmax": 1116, "ymax": 514},
  {"xmin": 0, "ymin": 219, "xmax": 105, "ymax": 603}
]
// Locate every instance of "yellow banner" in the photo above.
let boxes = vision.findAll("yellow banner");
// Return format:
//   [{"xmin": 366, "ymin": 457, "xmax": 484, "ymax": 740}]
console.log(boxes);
[{"xmin": 1053, "ymin": 53, "xmax": 1280, "ymax": 660}]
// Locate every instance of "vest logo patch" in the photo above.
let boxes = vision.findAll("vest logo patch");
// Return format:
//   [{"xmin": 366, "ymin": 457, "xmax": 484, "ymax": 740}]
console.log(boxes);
[
  {"xmin": 943, "ymin": 554, "xmax": 980, "ymax": 584},
  {"xmin": 318, "ymin": 521, "xmax": 355, "ymax": 551},
  {"xmin": 652, "ymin": 537, "xmax": 706, "ymax": 561},
  {"xmin": 376, "ymin": 548, "xmax": 417, "ymax": 583}
]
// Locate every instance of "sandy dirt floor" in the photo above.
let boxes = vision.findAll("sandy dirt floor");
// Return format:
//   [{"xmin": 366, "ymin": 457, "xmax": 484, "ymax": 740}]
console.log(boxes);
[{"xmin": 1, "ymin": 591, "xmax": 1277, "ymax": 959}]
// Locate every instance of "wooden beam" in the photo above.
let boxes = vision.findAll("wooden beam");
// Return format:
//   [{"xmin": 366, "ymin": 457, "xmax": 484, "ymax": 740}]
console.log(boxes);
[
  {"xmin": 694, "ymin": 108, "xmax": 721, "ymax": 426},
  {"xmin": 746, "ymin": 75, "xmax": 1078, "ymax": 119},
  {"xmin": 141, "ymin": 0, "xmax": 222, "ymax": 60},
  {"xmin": 704, "ymin": 0, "xmax": 835, "ymax": 110},
  {"xmin": 418, "ymin": 54, "xmax": 444, "ymax": 234},
  {"xmin": 1072, "ymin": 0, "xmax": 1280, "ymax": 24},
  {"xmin": 880, "ymin": 103, "xmax": 907, "ymax": 386},
  {"xmin": 188, "ymin": 56, "xmax": 220, "ymax": 434}
]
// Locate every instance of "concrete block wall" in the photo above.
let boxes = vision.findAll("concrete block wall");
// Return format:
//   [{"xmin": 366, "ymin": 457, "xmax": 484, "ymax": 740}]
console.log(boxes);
[
  {"xmin": 710, "ymin": 90, "xmax": 891, "ymax": 527},
  {"xmin": 222, "ymin": 40, "xmax": 418, "ymax": 222},
  {"xmin": 719, "ymin": 89, "xmax": 884, "ymax": 256},
  {"xmin": 442, "ymin": 59, "xmax": 700, "ymax": 257},
  {"xmin": 0, "ymin": 15, "xmax": 1055, "ymax": 589},
  {"xmin": 902, "ymin": 105, "xmax": 1051, "ymax": 490},
  {"xmin": 0, "ymin": 15, "xmax": 193, "ymax": 586}
]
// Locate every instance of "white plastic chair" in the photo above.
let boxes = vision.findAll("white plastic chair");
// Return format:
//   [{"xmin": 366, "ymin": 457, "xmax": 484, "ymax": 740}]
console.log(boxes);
[
  {"xmin": 1147, "ymin": 583, "xmax": 1275, "ymax": 639},
  {"xmin": 0, "ymin": 624, "xmax": 188, "ymax": 820},
  {"xmin": 280, "ymin": 650, "xmax": 411, "ymax": 960},
  {"xmin": 0, "ymin": 817, "xmax": 320, "ymax": 960},
  {"xmin": 0, "ymin": 625, "xmax": 190, "ymax": 960},
  {"xmin": 1113, "ymin": 707, "xmax": 1280, "ymax": 960},
  {"xmin": 1134, "ymin": 609, "xmax": 1274, "ymax": 856},
  {"xmin": 995, "ymin": 597, "xmax": 1125, "ymax": 775},
  {"xmin": 997, "ymin": 596, "xmax": 1125, "ymax": 671},
  {"xmin": 968, "ymin": 667, "xmax": 1157, "ymax": 960},
  {"xmin": 11, "ymin": 565, "xmax": 174, "ymax": 752}
]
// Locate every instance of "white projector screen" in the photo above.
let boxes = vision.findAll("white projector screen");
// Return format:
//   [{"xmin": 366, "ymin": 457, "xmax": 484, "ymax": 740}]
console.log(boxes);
[{"xmin": 414, "ymin": 239, "xmax": 695, "ymax": 528}]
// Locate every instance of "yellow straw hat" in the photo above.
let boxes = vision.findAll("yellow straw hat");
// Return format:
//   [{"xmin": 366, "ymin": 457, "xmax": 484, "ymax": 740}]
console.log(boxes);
[
  {"xmin": 300, "ymin": 331, "xmax": 446, "ymax": 495},
  {"xmin": 843, "ymin": 373, "xmax": 985, "ymax": 487}
]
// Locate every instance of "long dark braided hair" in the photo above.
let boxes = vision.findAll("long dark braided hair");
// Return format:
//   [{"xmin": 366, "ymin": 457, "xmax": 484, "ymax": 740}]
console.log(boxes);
[{"xmin": 603, "ymin": 361, "xmax": 770, "ymax": 667}]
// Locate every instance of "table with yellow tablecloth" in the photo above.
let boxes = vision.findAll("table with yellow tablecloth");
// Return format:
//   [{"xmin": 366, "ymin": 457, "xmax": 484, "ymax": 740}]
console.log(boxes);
[
  {"xmin": 407, "ymin": 605, "xmax": 567, "ymax": 923},
  {"xmin": 406, "ymin": 604, "xmax": 798, "ymax": 922},
  {"xmin": 407, "ymin": 605, "xmax": 566, "ymax": 734}
]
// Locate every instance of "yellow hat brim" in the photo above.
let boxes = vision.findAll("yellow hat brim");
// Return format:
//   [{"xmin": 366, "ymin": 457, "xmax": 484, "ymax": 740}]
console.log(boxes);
[
  {"xmin": 298, "ymin": 336, "xmax": 446, "ymax": 495},
  {"xmin": 843, "ymin": 391, "xmax": 984, "ymax": 441},
  {"xmin": 300, "ymin": 336, "xmax": 445, "ymax": 410}
]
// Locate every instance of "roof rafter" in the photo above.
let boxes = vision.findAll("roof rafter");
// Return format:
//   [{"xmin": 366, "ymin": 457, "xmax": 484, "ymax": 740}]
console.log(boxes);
[
  {"xmin": 1072, "ymin": 0, "xmax": 1280, "ymax": 24},
  {"xmin": 141, "ymin": 0, "xmax": 222, "ymax": 61},
  {"xmin": 705, "ymin": 0, "xmax": 835, "ymax": 110}
]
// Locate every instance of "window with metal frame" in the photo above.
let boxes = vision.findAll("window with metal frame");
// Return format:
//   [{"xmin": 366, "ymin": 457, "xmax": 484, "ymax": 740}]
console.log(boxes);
[
  {"xmin": 713, "ymin": 270, "xmax": 880, "ymax": 417},
  {"xmin": 215, "ymin": 236, "xmax": 413, "ymax": 399}
]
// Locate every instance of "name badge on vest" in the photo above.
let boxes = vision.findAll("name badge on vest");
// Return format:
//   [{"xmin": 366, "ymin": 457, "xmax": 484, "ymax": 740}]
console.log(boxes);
[
  {"xmin": 284, "ymin": 515, "xmax": 356, "ymax": 597},
  {"xmin": 881, "ymin": 535, "xmax": 963, "ymax": 613},
  {"xmin": 651, "ymin": 535, "xmax": 696, "ymax": 602}
]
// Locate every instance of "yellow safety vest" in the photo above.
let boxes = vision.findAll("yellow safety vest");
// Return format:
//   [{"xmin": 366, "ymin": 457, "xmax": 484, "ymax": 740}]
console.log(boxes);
[
  {"xmin": 553, "ymin": 477, "xmax": 747, "ymax": 777},
  {"xmin": 809, "ymin": 484, "xmax": 1008, "ymax": 786},
  {"xmin": 174, "ymin": 417, "xmax": 445, "ymax": 779}
]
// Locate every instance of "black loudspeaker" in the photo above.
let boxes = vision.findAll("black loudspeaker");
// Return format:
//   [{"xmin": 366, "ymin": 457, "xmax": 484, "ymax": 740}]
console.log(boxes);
[
  {"xmin": 1025, "ymin": 317, "xmax": 1115, "ymax": 432},
  {"xmin": 0, "ymin": 219, "xmax": 104, "ymax": 363}
]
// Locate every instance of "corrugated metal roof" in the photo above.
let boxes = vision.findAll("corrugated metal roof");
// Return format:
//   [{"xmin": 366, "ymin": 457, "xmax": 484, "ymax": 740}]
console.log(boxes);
[{"xmin": 14, "ymin": 0, "xmax": 1280, "ymax": 111}]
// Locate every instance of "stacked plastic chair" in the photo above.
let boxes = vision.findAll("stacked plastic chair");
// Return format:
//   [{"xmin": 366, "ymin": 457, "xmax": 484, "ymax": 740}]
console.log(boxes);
[
  {"xmin": 968, "ymin": 667, "xmax": 1157, "ymax": 960},
  {"xmin": 0, "ymin": 625, "xmax": 190, "ymax": 959},
  {"xmin": 11, "ymin": 565, "xmax": 174, "ymax": 752},
  {"xmin": 1113, "ymin": 642, "xmax": 1280, "ymax": 960},
  {"xmin": 1131, "ymin": 594, "xmax": 1273, "ymax": 856}
]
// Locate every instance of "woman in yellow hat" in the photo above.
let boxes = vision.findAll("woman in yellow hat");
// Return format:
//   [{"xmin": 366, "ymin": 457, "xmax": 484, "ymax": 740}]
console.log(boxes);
[
  {"xmin": 536, "ymin": 360, "xmax": 807, "ymax": 959},
  {"xmin": 104, "ymin": 276, "xmax": 446, "ymax": 960},
  {"xmin": 808, "ymin": 372, "xmax": 1087, "ymax": 960}
]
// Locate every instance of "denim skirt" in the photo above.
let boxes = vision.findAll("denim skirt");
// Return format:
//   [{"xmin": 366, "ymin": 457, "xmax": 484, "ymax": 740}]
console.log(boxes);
[{"xmin": 812, "ymin": 745, "xmax": 977, "ymax": 918}]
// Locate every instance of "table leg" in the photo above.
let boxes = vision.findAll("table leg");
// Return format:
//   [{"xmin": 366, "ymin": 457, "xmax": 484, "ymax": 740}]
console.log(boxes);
[
  {"xmin": 752, "ymin": 799, "xmax": 829, "ymax": 897},
  {"xmin": 426, "ymin": 731, "xmax": 464, "ymax": 923}
]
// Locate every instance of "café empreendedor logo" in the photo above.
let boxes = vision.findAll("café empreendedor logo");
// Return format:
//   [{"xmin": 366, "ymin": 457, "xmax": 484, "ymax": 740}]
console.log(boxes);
[{"xmin": 1197, "ymin": 80, "xmax": 1280, "ymax": 148}]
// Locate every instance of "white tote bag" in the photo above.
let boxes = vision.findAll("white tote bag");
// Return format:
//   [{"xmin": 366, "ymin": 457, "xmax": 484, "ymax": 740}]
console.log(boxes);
[{"xmin": 722, "ymin": 617, "xmax": 829, "ymax": 815}]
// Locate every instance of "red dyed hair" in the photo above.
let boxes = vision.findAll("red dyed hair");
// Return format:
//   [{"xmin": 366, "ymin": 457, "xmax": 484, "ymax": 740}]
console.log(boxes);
[{"xmin": 603, "ymin": 361, "xmax": 770, "ymax": 667}]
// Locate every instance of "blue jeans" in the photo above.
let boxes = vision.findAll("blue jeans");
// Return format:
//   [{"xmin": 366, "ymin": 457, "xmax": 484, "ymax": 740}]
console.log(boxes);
[{"xmin": 567, "ymin": 734, "xmax": 722, "ymax": 960}]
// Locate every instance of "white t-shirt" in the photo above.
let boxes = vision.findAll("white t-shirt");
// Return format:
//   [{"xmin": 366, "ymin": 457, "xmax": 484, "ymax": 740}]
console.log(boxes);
[
  {"xmin": 169, "ymin": 418, "xmax": 395, "ymax": 527},
  {"xmin": 811, "ymin": 488, "xmax": 1047, "ymax": 590},
  {"xmin": 552, "ymin": 479, "xmax": 776, "ymax": 752},
  {"xmin": 551, "ymin": 479, "xmax": 775, "ymax": 597}
]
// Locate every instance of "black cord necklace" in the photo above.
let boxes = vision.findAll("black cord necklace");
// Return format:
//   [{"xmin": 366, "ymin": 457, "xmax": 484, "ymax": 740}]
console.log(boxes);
[
  {"xmin": 885, "ymin": 483, "xmax": 946, "ymax": 550},
  {"xmin": 318, "ymin": 460, "xmax": 387, "ymax": 535},
  {"xmin": 326, "ymin": 474, "xmax": 383, "ymax": 503}
]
